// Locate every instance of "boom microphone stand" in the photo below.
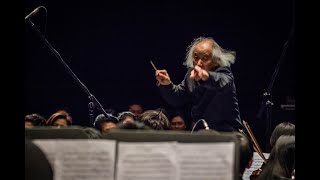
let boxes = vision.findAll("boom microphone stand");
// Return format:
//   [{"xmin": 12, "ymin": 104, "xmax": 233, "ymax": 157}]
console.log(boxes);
[
  {"xmin": 256, "ymin": 27, "xmax": 294, "ymax": 152},
  {"xmin": 25, "ymin": 10, "xmax": 118, "ymax": 126}
]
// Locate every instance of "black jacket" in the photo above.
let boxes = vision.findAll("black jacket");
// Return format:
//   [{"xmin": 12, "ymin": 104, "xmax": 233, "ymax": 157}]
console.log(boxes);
[{"xmin": 159, "ymin": 66, "xmax": 243, "ymax": 131}]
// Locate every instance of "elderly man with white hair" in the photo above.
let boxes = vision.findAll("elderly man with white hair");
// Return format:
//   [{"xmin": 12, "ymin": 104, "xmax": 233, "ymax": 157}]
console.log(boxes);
[{"xmin": 155, "ymin": 37, "xmax": 244, "ymax": 132}]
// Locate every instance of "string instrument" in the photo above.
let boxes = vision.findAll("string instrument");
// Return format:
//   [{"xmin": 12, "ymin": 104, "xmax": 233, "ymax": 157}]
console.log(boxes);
[
  {"xmin": 250, "ymin": 162, "xmax": 266, "ymax": 179},
  {"xmin": 239, "ymin": 120, "xmax": 267, "ymax": 179}
]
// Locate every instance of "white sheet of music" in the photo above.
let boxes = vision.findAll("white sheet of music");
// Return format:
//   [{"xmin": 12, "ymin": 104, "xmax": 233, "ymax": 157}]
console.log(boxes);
[
  {"xmin": 32, "ymin": 140, "xmax": 237, "ymax": 180},
  {"xmin": 177, "ymin": 142, "xmax": 235, "ymax": 180},
  {"xmin": 116, "ymin": 141, "xmax": 235, "ymax": 180},
  {"xmin": 116, "ymin": 142, "xmax": 178, "ymax": 180},
  {"xmin": 242, "ymin": 152, "xmax": 270, "ymax": 180},
  {"xmin": 33, "ymin": 139, "xmax": 116, "ymax": 180}
]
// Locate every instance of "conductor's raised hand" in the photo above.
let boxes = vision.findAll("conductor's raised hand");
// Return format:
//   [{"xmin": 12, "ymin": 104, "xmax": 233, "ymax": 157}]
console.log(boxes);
[
  {"xmin": 155, "ymin": 69, "xmax": 171, "ymax": 85},
  {"xmin": 190, "ymin": 65, "xmax": 209, "ymax": 81}
]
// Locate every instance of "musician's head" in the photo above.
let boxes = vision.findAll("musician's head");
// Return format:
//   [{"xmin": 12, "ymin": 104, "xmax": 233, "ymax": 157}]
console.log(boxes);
[
  {"xmin": 169, "ymin": 114, "xmax": 186, "ymax": 131},
  {"xmin": 118, "ymin": 111, "xmax": 136, "ymax": 124},
  {"xmin": 138, "ymin": 110, "xmax": 169, "ymax": 130},
  {"xmin": 94, "ymin": 114, "xmax": 118, "ymax": 134},
  {"xmin": 273, "ymin": 135, "xmax": 295, "ymax": 178},
  {"xmin": 270, "ymin": 122, "xmax": 295, "ymax": 147},
  {"xmin": 128, "ymin": 103, "xmax": 144, "ymax": 118},
  {"xmin": 47, "ymin": 110, "xmax": 72, "ymax": 128},
  {"xmin": 184, "ymin": 37, "xmax": 236, "ymax": 71},
  {"xmin": 235, "ymin": 132, "xmax": 254, "ymax": 176},
  {"xmin": 25, "ymin": 113, "xmax": 47, "ymax": 128}
]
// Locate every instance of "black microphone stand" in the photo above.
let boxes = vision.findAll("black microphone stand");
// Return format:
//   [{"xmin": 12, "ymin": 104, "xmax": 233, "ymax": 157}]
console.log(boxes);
[
  {"xmin": 26, "ymin": 19, "xmax": 118, "ymax": 126},
  {"xmin": 88, "ymin": 101, "xmax": 95, "ymax": 127},
  {"xmin": 256, "ymin": 27, "xmax": 294, "ymax": 151}
]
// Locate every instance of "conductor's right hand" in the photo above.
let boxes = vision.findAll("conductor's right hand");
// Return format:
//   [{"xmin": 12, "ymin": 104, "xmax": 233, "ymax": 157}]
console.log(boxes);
[{"xmin": 155, "ymin": 69, "xmax": 171, "ymax": 85}]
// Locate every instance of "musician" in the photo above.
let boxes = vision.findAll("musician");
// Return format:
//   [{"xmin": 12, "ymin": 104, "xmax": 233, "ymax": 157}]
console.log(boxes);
[
  {"xmin": 253, "ymin": 135, "xmax": 295, "ymax": 180},
  {"xmin": 235, "ymin": 132, "xmax": 254, "ymax": 179},
  {"xmin": 250, "ymin": 122, "xmax": 295, "ymax": 179},
  {"xmin": 155, "ymin": 37, "xmax": 244, "ymax": 132}
]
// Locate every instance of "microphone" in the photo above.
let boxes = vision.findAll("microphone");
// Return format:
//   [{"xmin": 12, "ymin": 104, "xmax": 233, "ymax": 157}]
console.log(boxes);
[
  {"xmin": 200, "ymin": 119, "xmax": 210, "ymax": 130},
  {"xmin": 191, "ymin": 118, "xmax": 210, "ymax": 133},
  {"xmin": 25, "ymin": 6, "xmax": 41, "ymax": 21}
]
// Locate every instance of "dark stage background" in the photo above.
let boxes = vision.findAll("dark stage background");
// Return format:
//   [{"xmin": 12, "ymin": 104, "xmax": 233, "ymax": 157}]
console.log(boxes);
[{"xmin": 24, "ymin": 0, "xmax": 295, "ymax": 151}]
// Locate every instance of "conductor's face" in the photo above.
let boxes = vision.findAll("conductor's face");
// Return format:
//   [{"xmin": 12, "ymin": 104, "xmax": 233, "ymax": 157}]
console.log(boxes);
[{"xmin": 192, "ymin": 40, "xmax": 218, "ymax": 71}]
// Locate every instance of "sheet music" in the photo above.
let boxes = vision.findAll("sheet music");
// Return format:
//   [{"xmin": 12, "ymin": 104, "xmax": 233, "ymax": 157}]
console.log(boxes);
[
  {"xmin": 116, "ymin": 141, "xmax": 235, "ymax": 180},
  {"xmin": 116, "ymin": 142, "xmax": 178, "ymax": 180},
  {"xmin": 242, "ymin": 152, "xmax": 270, "ymax": 180},
  {"xmin": 33, "ymin": 139, "xmax": 116, "ymax": 180},
  {"xmin": 177, "ymin": 142, "xmax": 235, "ymax": 180},
  {"xmin": 32, "ymin": 140, "xmax": 237, "ymax": 180}
]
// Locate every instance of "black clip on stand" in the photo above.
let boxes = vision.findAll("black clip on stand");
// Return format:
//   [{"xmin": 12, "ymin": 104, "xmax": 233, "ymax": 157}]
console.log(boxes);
[
  {"xmin": 256, "ymin": 28, "xmax": 294, "ymax": 151},
  {"xmin": 25, "ymin": 17, "xmax": 119, "ymax": 127}
]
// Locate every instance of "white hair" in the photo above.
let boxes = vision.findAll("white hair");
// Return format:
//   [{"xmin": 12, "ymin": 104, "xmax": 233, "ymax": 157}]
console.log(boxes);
[{"xmin": 183, "ymin": 37, "xmax": 236, "ymax": 68}]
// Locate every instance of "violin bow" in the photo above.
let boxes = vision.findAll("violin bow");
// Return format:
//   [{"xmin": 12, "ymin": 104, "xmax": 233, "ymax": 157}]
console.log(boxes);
[{"xmin": 241, "ymin": 120, "xmax": 267, "ymax": 163}]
